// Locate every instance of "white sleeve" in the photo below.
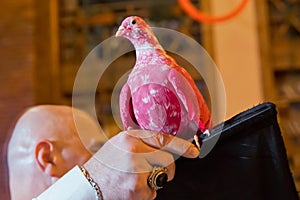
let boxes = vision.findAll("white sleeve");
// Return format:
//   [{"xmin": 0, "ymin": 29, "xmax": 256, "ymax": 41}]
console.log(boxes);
[{"xmin": 33, "ymin": 166, "xmax": 96, "ymax": 200}]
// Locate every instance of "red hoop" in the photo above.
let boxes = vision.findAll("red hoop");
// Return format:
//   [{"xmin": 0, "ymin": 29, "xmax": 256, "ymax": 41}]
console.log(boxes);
[{"xmin": 178, "ymin": 0, "xmax": 249, "ymax": 23}]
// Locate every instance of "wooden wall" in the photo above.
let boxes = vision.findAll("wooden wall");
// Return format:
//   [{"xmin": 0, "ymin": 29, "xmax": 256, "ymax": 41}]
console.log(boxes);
[
  {"xmin": 210, "ymin": 0, "xmax": 264, "ymax": 119},
  {"xmin": 0, "ymin": 0, "xmax": 35, "ymax": 199}
]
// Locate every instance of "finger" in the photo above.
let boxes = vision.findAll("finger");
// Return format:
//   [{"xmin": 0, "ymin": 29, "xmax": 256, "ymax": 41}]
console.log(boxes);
[
  {"xmin": 126, "ymin": 137, "xmax": 176, "ymax": 179},
  {"xmin": 137, "ymin": 173, "xmax": 157, "ymax": 200},
  {"xmin": 96, "ymin": 132, "xmax": 175, "ymax": 174},
  {"xmin": 144, "ymin": 150, "xmax": 176, "ymax": 181},
  {"xmin": 162, "ymin": 135, "xmax": 200, "ymax": 158},
  {"xmin": 142, "ymin": 173, "xmax": 157, "ymax": 200},
  {"xmin": 122, "ymin": 171, "xmax": 156, "ymax": 200},
  {"xmin": 118, "ymin": 135, "xmax": 176, "ymax": 180},
  {"xmin": 163, "ymin": 162, "xmax": 175, "ymax": 182},
  {"xmin": 127, "ymin": 130, "xmax": 200, "ymax": 158},
  {"xmin": 146, "ymin": 189, "xmax": 157, "ymax": 200}
]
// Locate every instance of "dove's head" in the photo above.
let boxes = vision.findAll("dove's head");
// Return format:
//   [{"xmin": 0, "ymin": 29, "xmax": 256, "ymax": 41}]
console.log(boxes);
[{"xmin": 116, "ymin": 16, "xmax": 160, "ymax": 49}]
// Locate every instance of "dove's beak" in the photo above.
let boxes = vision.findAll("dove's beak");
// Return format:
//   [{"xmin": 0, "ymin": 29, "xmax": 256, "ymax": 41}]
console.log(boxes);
[{"xmin": 116, "ymin": 26, "xmax": 125, "ymax": 37}]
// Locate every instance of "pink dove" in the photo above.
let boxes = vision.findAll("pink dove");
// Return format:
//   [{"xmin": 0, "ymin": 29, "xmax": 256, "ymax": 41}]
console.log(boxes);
[{"xmin": 116, "ymin": 16, "xmax": 211, "ymax": 140}]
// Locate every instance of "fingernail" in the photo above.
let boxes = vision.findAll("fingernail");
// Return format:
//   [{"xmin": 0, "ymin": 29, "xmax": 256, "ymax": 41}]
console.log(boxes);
[{"xmin": 190, "ymin": 146, "xmax": 200, "ymax": 157}]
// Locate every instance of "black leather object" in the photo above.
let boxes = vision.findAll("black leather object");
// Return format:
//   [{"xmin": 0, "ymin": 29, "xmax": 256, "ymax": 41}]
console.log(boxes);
[{"xmin": 156, "ymin": 102, "xmax": 298, "ymax": 200}]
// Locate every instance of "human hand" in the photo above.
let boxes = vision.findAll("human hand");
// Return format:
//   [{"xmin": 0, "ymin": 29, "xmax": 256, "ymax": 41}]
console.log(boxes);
[{"xmin": 83, "ymin": 130, "xmax": 199, "ymax": 200}]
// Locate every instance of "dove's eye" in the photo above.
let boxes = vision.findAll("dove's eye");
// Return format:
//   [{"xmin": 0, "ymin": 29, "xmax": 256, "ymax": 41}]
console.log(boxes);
[{"xmin": 131, "ymin": 20, "xmax": 136, "ymax": 25}]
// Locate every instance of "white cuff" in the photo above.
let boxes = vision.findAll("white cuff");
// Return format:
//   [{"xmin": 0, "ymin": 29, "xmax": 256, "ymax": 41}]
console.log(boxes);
[{"xmin": 33, "ymin": 166, "xmax": 95, "ymax": 200}]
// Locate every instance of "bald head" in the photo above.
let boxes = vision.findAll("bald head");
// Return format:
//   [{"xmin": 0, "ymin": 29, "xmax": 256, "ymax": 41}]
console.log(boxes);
[
  {"xmin": 9, "ymin": 105, "xmax": 77, "ymax": 150},
  {"xmin": 7, "ymin": 105, "xmax": 106, "ymax": 200}
]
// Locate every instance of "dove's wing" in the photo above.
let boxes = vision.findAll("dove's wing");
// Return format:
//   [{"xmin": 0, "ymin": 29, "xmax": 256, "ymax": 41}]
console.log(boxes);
[
  {"xmin": 119, "ymin": 83, "xmax": 139, "ymax": 130},
  {"xmin": 168, "ymin": 67, "xmax": 211, "ymax": 132}
]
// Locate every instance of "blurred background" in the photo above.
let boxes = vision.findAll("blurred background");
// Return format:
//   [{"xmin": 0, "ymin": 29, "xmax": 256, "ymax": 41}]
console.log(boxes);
[{"xmin": 1, "ymin": 0, "xmax": 300, "ymax": 199}]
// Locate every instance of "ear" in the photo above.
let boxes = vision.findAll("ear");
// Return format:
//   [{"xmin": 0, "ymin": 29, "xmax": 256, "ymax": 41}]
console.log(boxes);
[{"xmin": 35, "ymin": 140, "xmax": 60, "ymax": 177}]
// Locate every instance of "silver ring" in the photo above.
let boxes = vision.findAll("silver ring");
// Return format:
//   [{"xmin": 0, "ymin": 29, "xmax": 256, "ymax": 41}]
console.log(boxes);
[{"xmin": 147, "ymin": 166, "xmax": 168, "ymax": 190}]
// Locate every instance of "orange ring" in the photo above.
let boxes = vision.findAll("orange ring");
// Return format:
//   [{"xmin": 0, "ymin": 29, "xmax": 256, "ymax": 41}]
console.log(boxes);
[{"xmin": 178, "ymin": 0, "xmax": 249, "ymax": 23}]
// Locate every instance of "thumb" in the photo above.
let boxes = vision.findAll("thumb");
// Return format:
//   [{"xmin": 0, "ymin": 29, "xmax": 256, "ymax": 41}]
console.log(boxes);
[{"xmin": 126, "ymin": 130, "xmax": 200, "ymax": 158}]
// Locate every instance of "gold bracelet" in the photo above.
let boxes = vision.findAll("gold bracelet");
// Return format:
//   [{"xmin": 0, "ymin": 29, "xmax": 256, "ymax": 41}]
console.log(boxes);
[{"xmin": 79, "ymin": 166, "xmax": 104, "ymax": 200}]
